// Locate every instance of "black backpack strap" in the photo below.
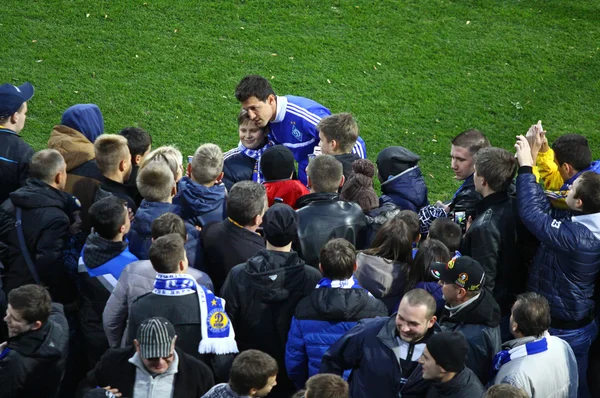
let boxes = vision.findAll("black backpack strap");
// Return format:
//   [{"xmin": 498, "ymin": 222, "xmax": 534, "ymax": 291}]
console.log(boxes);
[{"xmin": 15, "ymin": 207, "xmax": 41, "ymax": 284}]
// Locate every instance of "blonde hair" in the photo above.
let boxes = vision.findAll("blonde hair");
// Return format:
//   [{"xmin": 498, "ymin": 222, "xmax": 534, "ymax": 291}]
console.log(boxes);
[
  {"xmin": 191, "ymin": 144, "xmax": 223, "ymax": 184},
  {"xmin": 140, "ymin": 145, "xmax": 183, "ymax": 182},
  {"xmin": 94, "ymin": 134, "xmax": 130, "ymax": 174},
  {"xmin": 136, "ymin": 161, "xmax": 175, "ymax": 202}
]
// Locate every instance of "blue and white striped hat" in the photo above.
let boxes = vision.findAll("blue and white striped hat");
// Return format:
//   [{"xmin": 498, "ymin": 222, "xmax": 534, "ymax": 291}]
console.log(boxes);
[{"xmin": 136, "ymin": 317, "xmax": 176, "ymax": 359}]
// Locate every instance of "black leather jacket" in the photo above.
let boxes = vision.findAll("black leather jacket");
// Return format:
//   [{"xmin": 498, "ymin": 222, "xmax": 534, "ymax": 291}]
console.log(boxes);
[
  {"xmin": 449, "ymin": 175, "xmax": 481, "ymax": 218},
  {"xmin": 295, "ymin": 192, "xmax": 367, "ymax": 267}
]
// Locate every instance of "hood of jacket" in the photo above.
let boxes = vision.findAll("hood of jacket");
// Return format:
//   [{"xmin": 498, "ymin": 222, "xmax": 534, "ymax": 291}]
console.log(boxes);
[
  {"xmin": 9, "ymin": 179, "xmax": 71, "ymax": 212},
  {"xmin": 355, "ymin": 252, "xmax": 406, "ymax": 298},
  {"xmin": 48, "ymin": 125, "xmax": 96, "ymax": 171},
  {"xmin": 175, "ymin": 176, "xmax": 226, "ymax": 215},
  {"xmin": 309, "ymin": 287, "xmax": 374, "ymax": 321},
  {"xmin": 442, "ymin": 289, "xmax": 501, "ymax": 328},
  {"xmin": 6, "ymin": 320, "xmax": 63, "ymax": 361},
  {"xmin": 60, "ymin": 103, "xmax": 104, "ymax": 143},
  {"xmin": 295, "ymin": 192, "xmax": 339, "ymax": 209},
  {"xmin": 83, "ymin": 232, "xmax": 128, "ymax": 269},
  {"xmin": 380, "ymin": 166, "xmax": 428, "ymax": 210},
  {"xmin": 244, "ymin": 250, "xmax": 312, "ymax": 303},
  {"xmin": 572, "ymin": 212, "xmax": 600, "ymax": 241}
]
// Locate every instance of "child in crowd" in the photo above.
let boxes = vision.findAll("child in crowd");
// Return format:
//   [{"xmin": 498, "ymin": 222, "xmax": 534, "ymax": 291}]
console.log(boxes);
[
  {"xmin": 317, "ymin": 113, "xmax": 366, "ymax": 183},
  {"xmin": 223, "ymin": 109, "xmax": 274, "ymax": 190},
  {"xmin": 285, "ymin": 239, "xmax": 386, "ymax": 388},
  {"xmin": 261, "ymin": 145, "xmax": 309, "ymax": 209},
  {"xmin": 376, "ymin": 146, "xmax": 429, "ymax": 212},
  {"xmin": 140, "ymin": 145, "xmax": 185, "ymax": 183},
  {"xmin": 355, "ymin": 217, "xmax": 413, "ymax": 314},
  {"xmin": 93, "ymin": 134, "xmax": 136, "ymax": 213},
  {"xmin": 397, "ymin": 209, "xmax": 421, "ymax": 258},
  {"xmin": 78, "ymin": 197, "xmax": 138, "ymax": 370},
  {"xmin": 405, "ymin": 239, "xmax": 452, "ymax": 316},
  {"xmin": 340, "ymin": 159, "xmax": 400, "ymax": 246},
  {"xmin": 119, "ymin": 127, "xmax": 152, "ymax": 206},
  {"xmin": 428, "ymin": 217, "xmax": 462, "ymax": 256},
  {"xmin": 174, "ymin": 143, "xmax": 227, "ymax": 228}
]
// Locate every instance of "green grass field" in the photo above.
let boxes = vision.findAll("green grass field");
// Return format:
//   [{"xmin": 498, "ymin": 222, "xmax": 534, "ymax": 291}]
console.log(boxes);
[{"xmin": 2, "ymin": 0, "xmax": 599, "ymax": 199}]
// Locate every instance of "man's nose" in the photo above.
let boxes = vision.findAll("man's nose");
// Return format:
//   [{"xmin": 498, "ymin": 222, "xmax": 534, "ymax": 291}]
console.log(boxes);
[{"xmin": 248, "ymin": 110, "xmax": 257, "ymax": 119}]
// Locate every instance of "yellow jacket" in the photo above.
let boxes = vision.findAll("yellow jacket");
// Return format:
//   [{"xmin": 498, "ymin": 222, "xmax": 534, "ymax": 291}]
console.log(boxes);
[{"xmin": 533, "ymin": 149, "xmax": 569, "ymax": 209}]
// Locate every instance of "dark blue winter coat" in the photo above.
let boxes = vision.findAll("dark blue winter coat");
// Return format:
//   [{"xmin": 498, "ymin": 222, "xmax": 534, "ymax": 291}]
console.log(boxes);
[
  {"xmin": 128, "ymin": 200, "xmax": 203, "ymax": 270},
  {"xmin": 517, "ymin": 169, "xmax": 600, "ymax": 324},
  {"xmin": 222, "ymin": 148, "xmax": 256, "ymax": 191},
  {"xmin": 173, "ymin": 177, "xmax": 227, "ymax": 228},
  {"xmin": 285, "ymin": 287, "xmax": 387, "ymax": 389},
  {"xmin": 379, "ymin": 166, "xmax": 429, "ymax": 213},
  {"xmin": 320, "ymin": 316, "xmax": 438, "ymax": 398}
]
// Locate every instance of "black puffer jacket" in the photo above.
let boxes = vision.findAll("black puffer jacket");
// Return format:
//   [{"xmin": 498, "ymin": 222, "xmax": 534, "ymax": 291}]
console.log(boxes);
[
  {"xmin": 0, "ymin": 303, "xmax": 69, "ymax": 398},
  {"xmin": 439, "ymin": 289, "xmax": 502, "ymax": 385},
  {"xmin": 295, "ymin": 193, "xmax": 367, "ymax": 267},
  {"xmin": 0, "ymin": 128, "xmax": 33, "ymax": 203},
  {"xmin": 0, "ymin": 179, "xmax": 77, "ymax": 304},
  {"xmin": 220, "ymin": 249, "xmax": 322, "ymax": 398},
  {"xmin": 461, "ymin": 191, "xmax": 522, "ymax": 314}
]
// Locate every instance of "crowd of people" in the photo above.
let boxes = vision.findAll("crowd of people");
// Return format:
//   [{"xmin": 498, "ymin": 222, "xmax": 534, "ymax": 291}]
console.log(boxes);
[{"xmin": 0, "ymin": 75, "xmax": 599, "ymax": 398}]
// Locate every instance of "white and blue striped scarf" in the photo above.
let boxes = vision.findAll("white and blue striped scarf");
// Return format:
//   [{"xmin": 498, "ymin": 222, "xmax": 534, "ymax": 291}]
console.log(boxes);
[
  {"xmin": 490, "ymin": 335, "xmax": 548, "ymax": 379},
  {"xmin": 316, "ymin": 276, "xmax": 363, "ymax": 290},
  {"xmin": 238, "ymin": 140, "xmax": 274, "ymax": 183}
]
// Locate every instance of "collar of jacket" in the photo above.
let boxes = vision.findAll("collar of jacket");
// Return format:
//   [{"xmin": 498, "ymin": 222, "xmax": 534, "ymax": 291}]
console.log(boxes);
[
  {"xmin": 7, "ymin": 321, "xmax": 51, "ymax": 356},
  {"xmin": 430, "ymin": 367, "xmax": 471, "ymax": 394},
  {"xmin": 0, "ymin": 127, "xmax": 17, "ymax": 135},
  {"xmin": 295, "ymin": 192, "xmax": 338, "ymax": 208},
  {"xmin": 440, "ymin": 289, "xmax": 501, "ymax": 328},
  {"xmin": 501, "ymin": 334, "xmax": 538, "ymax": 350},
  {"xmin": 377, "ymin": 315, "xmax": 438, "ymax": 350},
  {"xmin": 475, "ymin": 191, "xmax": 510, "ymax": 215}
]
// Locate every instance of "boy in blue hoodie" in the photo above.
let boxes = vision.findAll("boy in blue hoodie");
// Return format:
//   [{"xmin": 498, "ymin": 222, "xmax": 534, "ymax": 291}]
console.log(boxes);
[
  {"xmin": 174, "ymin": 143, "xmax": 227, "ymax": 228},
  {"xmin": 128, "ymin": 161, "xmax": 203, "ymax": 269}
]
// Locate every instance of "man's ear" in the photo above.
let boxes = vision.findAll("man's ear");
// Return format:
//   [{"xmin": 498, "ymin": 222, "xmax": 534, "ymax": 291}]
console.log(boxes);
[
  {"xmin": 134, "ymin": 154, "xmax": 143, "ymax": 165},
  {"xmin": 9, "ymin": 111, "xmax": 18, "ymax": 125},
  {"xmin": 119, "ymin": 159, "xmax": 127, "ymax": 173},
  {"xmin": 330, "ymin": 139, "xmax": 339, "ymax": 152},
  {"xmin": 353, "ymin": 262, "xmax": 358, "ymax": 272},
  {"xmin": 319, "ymin": 263, "xmax": 324, "ymax": 273},
  {"xmin": 267, "ymin": 94, "xmax": 276, "ymax": 106},
  {"xmin": 215, "ymin": 171, "xmax": 224, "ymax": 184},
  {"xmin": 171, "ymin": 184, "xmax": 177, "ymax": 197},
  {"xmin": 307, "ymin": 176, "xmax": 313, "ymax": 189},
  {"xmin": 428, "ymin": 315, "xmax": 437, "ymax": 328},
  {"xmin": 31, "ymin": 320, "xmax": 43, "ymax": 331},
  {"xmin": 134, "ymin": 339, "xmax": 140, "ymax": 354},
  {"xmin": 338, "ymin": 175, "xmax": 346, "ymax": 188},
  {"xmin": 54, "ymin": 172, "xmax": 62, "ymax": 186}
]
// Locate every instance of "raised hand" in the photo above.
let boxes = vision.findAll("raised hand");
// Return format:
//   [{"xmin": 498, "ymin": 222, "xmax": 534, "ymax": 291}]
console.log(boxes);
[{"xmin": 515, "ymin": 135, "xmax": 534, "ymax": 167}]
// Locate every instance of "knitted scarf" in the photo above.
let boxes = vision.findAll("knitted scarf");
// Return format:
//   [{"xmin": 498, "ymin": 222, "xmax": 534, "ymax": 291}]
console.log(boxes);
[
  {"xmin": 489, "ymin": 336, "xmax": 548, "ymax": 380},
  {"xmin": 316, "ymin": 276, "xmax": 364, "ymax": 289},
  {"xmin": 153, "ymin": 273, "xmax": 238, "ymax": 355},
  {"xmin": 238, "ymin": 140, "xmax": 274, "ymax": 183}
]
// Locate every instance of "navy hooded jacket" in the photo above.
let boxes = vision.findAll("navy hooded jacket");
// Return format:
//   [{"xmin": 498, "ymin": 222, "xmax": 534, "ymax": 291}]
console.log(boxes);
[
  {"xmin": 173, "ymin": 177, "xmax": 227, "ymax": 228},
  {"xmin": 379, "ymin": 166, "xmax": 429, "ymax": 213},
  {"xmin": 128, "ymin": 200, "xmax": 204, "ymax": 270},
  {"xmin": 517, "ymin": 168, "xmax": 600, "ymax": 324},
  {"xmin": 60, "ymin": 104, "xmax": 104, "ymax": 144}
]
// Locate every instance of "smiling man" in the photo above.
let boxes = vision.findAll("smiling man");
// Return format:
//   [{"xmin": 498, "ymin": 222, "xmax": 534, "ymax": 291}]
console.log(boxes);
[
  {"xmin": 77, "ymin": 317, "xmax": 215, "ymax": 398},
  {"xmin": 235, "ymin": 75, "xmax": 366, "ymax": 185},
  {"xmin": 320, "ymin": 288, "xmax": 439, "ymax": 398}
]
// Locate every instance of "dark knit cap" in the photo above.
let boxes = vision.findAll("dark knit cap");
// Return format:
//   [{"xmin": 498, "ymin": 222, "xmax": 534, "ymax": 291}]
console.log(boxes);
[
  {"xmin": 426, "ymin": 331, "xmax": 469, "ymax": 372},
  {"xmin": 260, "ymin": 145, "xmax": 295, "ymax": 181},
  {"xmin": 262, "ymin": 203, "xmax": 298, "ymax": 246},
  {"xmin": 340, "ymin": 159, "xmax": 379, "ymax": 212},
  {"xmin": 376, "ymin": 146, "xmax": 421, "ymax": 181}
]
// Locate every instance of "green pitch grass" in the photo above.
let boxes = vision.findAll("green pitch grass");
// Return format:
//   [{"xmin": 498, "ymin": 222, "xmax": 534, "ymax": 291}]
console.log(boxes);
[{"xmin": 1, "ymin": 0, "xmax": 599, "ymax": 199}]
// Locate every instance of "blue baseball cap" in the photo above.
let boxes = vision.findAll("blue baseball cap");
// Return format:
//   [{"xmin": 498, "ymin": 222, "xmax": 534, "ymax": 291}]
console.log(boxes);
[{"xmin": 0, "ymin": 82, "xmax": 34, "ymax": 119}]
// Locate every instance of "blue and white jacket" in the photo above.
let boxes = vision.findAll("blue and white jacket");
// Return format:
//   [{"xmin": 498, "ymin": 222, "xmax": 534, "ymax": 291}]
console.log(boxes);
[
  {"xmin": 285, "ymin": 281, "xmax": 387, "ymax": 389},
  {"xmin": 270, "ymin": 96, "xmax": 367, "ymax": 184}
]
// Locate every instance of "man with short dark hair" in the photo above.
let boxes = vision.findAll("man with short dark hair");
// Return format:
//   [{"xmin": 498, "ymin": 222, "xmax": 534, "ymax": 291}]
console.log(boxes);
[
  {"xmin": 0, "ymin": 82, "xmax": 34, "ymax": 202},
  {"xmin": 428, "ymin": 218, "xmax": 462, "ymax": 255},
  {"xmin": 305, "ymin": 374, "xmax": 349, "ymax": 398},
  {"xmin": 296, "ymin": 155, "xmax": 367, "ymax": 267},
  {"xmin": 127, "ymin": 234, "xmax": 237, "ymax": 382},
  {"xmin": 119, "ymin": 126, "xmax": 152, "ymax": 206},
  {"xmin": 286, "ymin": 239, "xmax": 387, "ymax": 389},
  {"xmin": 202, "ymin": 180, "xmax": 266, "ymax": 293},
  {"xmin": 221, "ymin": 204, "xmax": 322, "ymax": 397},
  {"xmin": 202, "ymin": 349, "xmax": 279, "ymax": 398},
  {"xmin": 94, "ymin": 134, "xmax": 136, "ymax": 212},
  {"xmin": 430, "ymin": 256, "xmax": 501, "ymax": 385},
  {"xmin": 103, "ymin": 213, "xmax": 213, "ymax": 348},
  {"xmin": 235, "ymin": 75, "xmax": 366, "ymax": 185},
  {"xmin": 78, "ymin": 197, "xmax": 138, "ymax": 368},
  {"xmin": 437, "ymin": 129, "xmax": 490, "ymax": 218},
  {"xmin": 515, "ymin": 136, "xmax": 600, "ymax": 398},
  {"xmin": 0, "ymin": 149, "xmax": 79, "ymax": 305},
  {"xmin": 320, "ymin": 288, "xmax": 439, "ymax": 398},
  {"xmin": 418, "ymin": 331, "xmax": 484, "ymax": 397},
  {"xmin": 491, "ymin": 292, "xmax": 578, "ymax": 397},
  {"xmin": 461, "ymin": 147, "xmax": 521, "ymax": 317},
  {"xmin": 0, "ymin": 284, "xmax": 69, "ymax": 398},
  {"xmin": 78, "ymin": 317, "xmax": 214, "ymax": 398}
]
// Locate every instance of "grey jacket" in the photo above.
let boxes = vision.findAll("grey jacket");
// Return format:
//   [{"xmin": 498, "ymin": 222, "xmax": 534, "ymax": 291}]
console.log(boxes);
[
  {"xmin": 102, "ymin": 260, "xmax": 213, "ymax": 347},
  {"xmin": 492, "ymin": 334, "xmax": 578, "ymax": 398}
]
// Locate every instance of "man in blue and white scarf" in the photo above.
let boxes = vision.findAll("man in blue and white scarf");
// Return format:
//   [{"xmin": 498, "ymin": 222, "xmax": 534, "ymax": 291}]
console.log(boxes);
[
  {"xmin": 490, "ymin": 292, "xmax": 578, "ymax": 398},
  {"xmin": 126, "ymin": 233, "xmax": 237, "ymax": 381}
]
